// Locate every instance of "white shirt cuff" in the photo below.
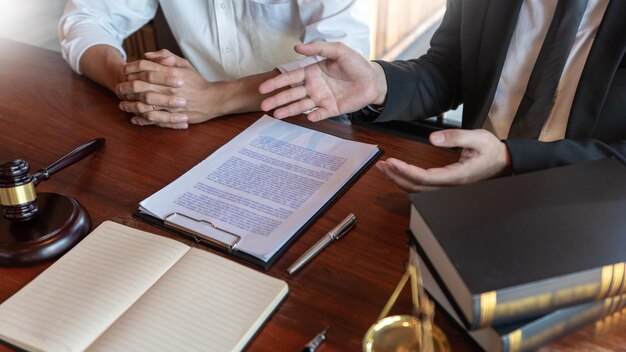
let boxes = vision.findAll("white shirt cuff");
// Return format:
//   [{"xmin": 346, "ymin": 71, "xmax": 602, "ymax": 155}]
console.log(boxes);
[
  {"xmin": 61, "ymin": 29, "xmax": 126, "ymax": 74},
  {"xmin": 276, "ymin": 56, "xmax": 325, "ymax": 75}
]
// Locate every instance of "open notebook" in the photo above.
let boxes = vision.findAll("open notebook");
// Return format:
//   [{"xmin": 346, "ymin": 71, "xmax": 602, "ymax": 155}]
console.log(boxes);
[{"xmin": 0, "ymin": 221, "xmax": 288, "ymax": 352}]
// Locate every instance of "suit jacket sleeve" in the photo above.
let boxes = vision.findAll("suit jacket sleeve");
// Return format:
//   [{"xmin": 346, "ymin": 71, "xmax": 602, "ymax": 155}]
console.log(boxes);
[
  {"xmin": 371, "ymin": 0, "xmax": 463, "ymax": 123},
  {"xmin": 504, "ymin": 139, "xmax": 626, "ymax": 174}
]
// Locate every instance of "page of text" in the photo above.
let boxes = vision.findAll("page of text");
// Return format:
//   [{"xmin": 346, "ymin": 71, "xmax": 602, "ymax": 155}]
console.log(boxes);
[{"xmin": 139, "ymin": 115, "xmax": 378, "ymax": 261}]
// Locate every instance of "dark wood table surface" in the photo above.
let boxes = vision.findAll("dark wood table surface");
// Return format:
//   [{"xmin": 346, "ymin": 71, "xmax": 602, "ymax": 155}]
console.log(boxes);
[{"xmin": 0, "ymin": 39, "xmax": 623, "ymax": 352}]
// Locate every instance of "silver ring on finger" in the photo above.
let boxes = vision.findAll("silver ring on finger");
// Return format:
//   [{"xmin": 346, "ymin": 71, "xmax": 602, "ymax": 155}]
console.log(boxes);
[{"xmin": 303, "ymin": 107, "xmax": 319, "ymax": 115}]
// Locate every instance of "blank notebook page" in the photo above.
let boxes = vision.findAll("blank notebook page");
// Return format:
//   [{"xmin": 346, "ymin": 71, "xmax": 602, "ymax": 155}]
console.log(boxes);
[
  {"xmin": 0, "ymin": 221, "xmax": 190, "ymax": 352},
  {"xmin": 88, "ymin": 247, "xmax": 289, "ymax": 352}
]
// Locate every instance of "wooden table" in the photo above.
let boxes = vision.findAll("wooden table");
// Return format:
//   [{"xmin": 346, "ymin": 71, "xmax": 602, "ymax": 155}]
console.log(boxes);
[{"xmin": 0, "ymin": 39, "xmax": 623, "ymax": 352}]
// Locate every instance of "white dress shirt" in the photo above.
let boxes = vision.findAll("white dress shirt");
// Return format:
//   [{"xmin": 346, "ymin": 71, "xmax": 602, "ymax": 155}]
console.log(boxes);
[
  {"xmin": 59, "ymin": 0, "xmax": 371, "ymax": 81},
  {"xmin": 485, "ymin": 0, "xmax": 609, "ymax": 141}
]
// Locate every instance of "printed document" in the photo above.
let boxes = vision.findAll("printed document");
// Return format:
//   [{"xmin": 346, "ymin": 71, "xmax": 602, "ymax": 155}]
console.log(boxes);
[{"xmin": 139, "ymin": 115, "xmax": 379, "ymax": 263}]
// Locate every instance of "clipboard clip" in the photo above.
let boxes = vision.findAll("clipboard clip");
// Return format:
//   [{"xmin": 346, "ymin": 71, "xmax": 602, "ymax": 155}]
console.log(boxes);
[{"xmin": 164, "ymin": 212, "xmax": 241, "ymax": 253}]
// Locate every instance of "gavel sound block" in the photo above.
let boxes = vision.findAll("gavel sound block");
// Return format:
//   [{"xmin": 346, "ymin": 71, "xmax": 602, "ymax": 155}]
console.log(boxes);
[{"xmin": 0, "ymin": 138, "xmax": 104, "ymax": 266}]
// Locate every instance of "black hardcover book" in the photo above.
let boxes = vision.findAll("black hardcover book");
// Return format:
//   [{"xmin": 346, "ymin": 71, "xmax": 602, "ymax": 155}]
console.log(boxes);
[
  {"xmin": 409, "ymin": 158, "xmax": 626, "ymax": 329},
  {"xmin": 412, "ymin": 243, "xmax": 626, "ymax": 352}
]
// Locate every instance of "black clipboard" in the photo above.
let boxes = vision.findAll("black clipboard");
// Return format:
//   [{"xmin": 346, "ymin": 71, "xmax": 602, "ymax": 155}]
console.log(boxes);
[{"xmin": 134, "ymin": 147, "xmax": 384, "ymax": 270}]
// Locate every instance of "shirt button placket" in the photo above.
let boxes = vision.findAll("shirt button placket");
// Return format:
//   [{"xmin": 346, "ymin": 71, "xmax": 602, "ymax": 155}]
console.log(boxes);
[{"xmin": 215, "ymin": 1, "xmax": 238, "ymax": 77}]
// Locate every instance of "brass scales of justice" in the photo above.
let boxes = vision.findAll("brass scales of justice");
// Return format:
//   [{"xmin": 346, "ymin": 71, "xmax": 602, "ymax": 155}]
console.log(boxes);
[
  {"xmin": 363, "ymin": 247, "xmax": 450, "ymax": 352},
  {"xmin": 0, "ymin": 138, "xmax": 104, "ymax": 266}
]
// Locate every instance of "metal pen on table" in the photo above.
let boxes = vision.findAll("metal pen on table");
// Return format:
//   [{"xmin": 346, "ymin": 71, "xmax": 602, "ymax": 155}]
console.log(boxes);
[
  {"xmin": 301, "ymin": 327, "xmax": 328, "ymax": 352},
  {"xmin": 287, "ymin": 213, "xmax": 357, "ymax": 275}
]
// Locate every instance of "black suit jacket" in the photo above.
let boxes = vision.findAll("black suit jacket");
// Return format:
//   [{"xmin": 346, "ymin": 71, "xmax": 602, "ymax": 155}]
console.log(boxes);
[{"xmin": 374, "ymin": 0, "xmax": 626, "ymax": 174}]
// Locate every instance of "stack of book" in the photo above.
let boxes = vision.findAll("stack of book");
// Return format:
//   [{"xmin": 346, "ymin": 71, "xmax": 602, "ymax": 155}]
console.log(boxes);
[{"xmin": 407, "ymin": 158, "xmax": 626, "ymax": 352}]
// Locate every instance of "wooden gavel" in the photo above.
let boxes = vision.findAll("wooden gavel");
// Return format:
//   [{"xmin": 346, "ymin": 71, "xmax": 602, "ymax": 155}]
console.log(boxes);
[{"xmin": 0, "ymin": 138, "xmax": 105, "ymax": 221}]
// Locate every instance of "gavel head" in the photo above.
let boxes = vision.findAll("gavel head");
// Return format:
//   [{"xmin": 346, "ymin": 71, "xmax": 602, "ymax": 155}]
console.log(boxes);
[{"xmin": 0, "ymin": 160, "xmax": 38, "ymax": 221}]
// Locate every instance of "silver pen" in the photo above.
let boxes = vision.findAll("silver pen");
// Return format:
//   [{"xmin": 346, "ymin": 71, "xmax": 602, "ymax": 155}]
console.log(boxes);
[{"xmin": 287, "ymin": 213, "xmax": 357, "ymax": 275}]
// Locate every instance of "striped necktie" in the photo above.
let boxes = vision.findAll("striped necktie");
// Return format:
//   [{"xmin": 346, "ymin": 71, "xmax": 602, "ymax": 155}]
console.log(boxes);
[{"xmin": 508, "ymin": 0, "xmax": 589, "ymax": 139}]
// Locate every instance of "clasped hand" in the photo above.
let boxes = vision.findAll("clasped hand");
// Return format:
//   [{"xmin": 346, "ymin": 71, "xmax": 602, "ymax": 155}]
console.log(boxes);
[{"xmin": 115, "ymin": 49, "xmax": 225, "ymax": 129}]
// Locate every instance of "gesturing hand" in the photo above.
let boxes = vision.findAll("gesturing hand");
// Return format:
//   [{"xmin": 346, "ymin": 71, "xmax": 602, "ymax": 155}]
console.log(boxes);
[
  {"xmin": 115, "ymin": 49, "xmax": 226, "ymax": 129},
  {"xmin": 376, "ymin": 129, "xmax": 512, "ymax": 192},
  {"xmin": 259, "ymin": 41, "xmax": 387, "ymax": 121}
]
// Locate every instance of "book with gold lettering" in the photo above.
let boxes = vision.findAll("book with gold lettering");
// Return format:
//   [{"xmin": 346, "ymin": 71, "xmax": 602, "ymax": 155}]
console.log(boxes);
[
  {"xmin": 0, "ymin": 221, "xmax": 288, "ymax": 352},
  {"xmin": 409, "ymin": 158, "xmax": 626, "ymax": 329},
  {"xmin": 414, "ymin": 246, "xmax": 626, "ymax": 352}
]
